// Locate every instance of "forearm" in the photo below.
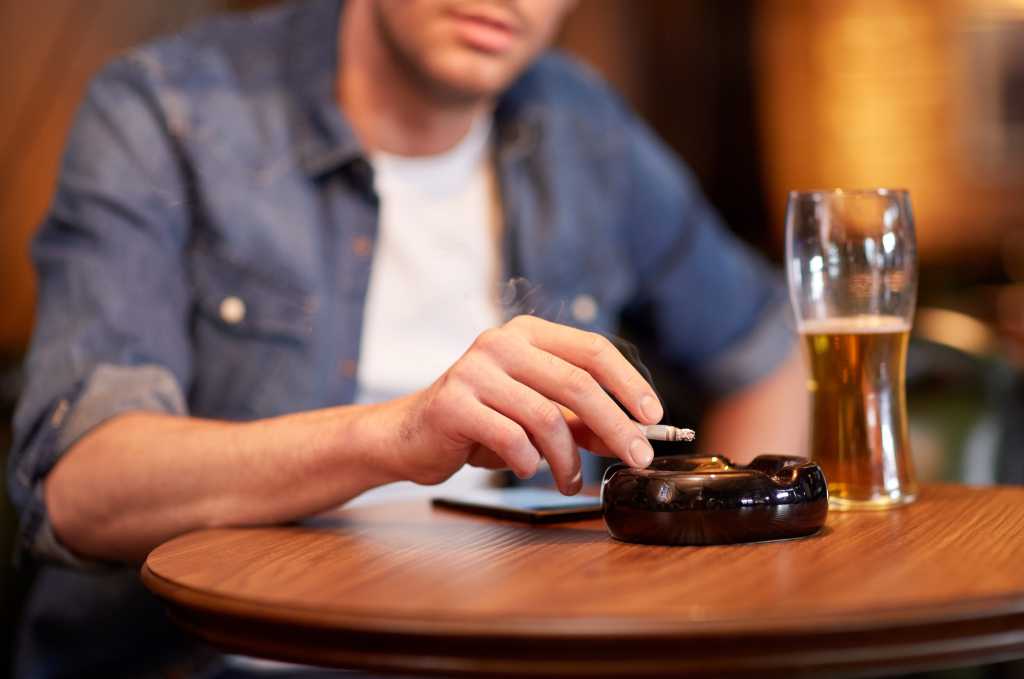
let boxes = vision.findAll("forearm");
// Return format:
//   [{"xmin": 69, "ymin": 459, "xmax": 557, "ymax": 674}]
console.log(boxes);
[
  {"xmin": 45, "ymin": 399, "xmax": 412, "ymax": 563},
  {"xmin": 699, "ymin": 347, "xmax": 808, "ymax": 464}
]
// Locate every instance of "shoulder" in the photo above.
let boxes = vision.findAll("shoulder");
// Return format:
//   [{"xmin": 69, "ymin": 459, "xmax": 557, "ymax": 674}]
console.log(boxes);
[
  {"xmin": 501, "ymin": 50, "xmax": 631, "ymax": 128},
  {"xmin": 499, "ymin": 50, "xmax": 695, "ymax": 197},
  {"xmin": 90, "ymin": 0, "xmax": 303, "ymax": 100},
  {"xmin": 78, "ymin": 0, "xmax": 327, "ymax": 165}
]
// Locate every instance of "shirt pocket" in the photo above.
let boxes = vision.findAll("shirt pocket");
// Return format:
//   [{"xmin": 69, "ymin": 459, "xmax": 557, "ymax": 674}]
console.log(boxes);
[{"xmin": 187, "ymin": 247, "xmax": 319, "ymax": 419}]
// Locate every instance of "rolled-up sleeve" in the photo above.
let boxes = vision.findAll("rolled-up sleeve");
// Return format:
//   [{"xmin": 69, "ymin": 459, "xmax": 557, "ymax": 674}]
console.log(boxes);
[
  {"xmin": 7, "ymin": 56, "xmax": 193, "ymax": 566},
  {"xmin": 621, "ymin": 113, "xmax": 795, "ymax": 397}
]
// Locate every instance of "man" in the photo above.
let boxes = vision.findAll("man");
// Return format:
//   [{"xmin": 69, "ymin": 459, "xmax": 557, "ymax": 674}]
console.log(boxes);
[{"xmin": 9, "ymin": 0, "xmax": 805, "ymax": 675}]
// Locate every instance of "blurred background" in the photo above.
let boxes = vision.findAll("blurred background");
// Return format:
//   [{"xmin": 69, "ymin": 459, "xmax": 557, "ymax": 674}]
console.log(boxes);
[{"xmin": 2, "ymin": 0, "xmax": 1024, "ymax": 676}]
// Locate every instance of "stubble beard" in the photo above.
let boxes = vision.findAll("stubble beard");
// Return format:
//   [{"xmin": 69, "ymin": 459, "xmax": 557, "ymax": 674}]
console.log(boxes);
[{"xmin": 370, "ymin": 3, "xmax": 506, "ymax": 111}]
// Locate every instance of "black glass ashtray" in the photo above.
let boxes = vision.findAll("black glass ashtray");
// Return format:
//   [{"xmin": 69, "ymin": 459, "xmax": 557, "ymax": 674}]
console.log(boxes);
[{"xmin": 601, "ymin": 455, "xmax": 828, "ymax": 546}]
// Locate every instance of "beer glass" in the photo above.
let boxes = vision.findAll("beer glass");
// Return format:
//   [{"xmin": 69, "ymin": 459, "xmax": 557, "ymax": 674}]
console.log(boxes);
[{"xmin": 785, "ymin": 189, "xmax": 918, "ymax": 510}]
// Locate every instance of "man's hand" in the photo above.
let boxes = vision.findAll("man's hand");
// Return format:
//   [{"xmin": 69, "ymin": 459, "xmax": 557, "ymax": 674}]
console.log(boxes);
[{"xmin": 390, "ymin": 316, "xmax": 664, "ymax": 495}]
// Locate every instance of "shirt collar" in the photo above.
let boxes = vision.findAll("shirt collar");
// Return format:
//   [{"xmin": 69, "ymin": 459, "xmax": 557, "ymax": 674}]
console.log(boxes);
[
  {"xmin": 494, "ymin": 83, "xmax": 543, "ymax": 163},
  {"xmin": 285, "ymin": 0, "xmax": 541, "ymax": 178},
  {"xmin": 287, "ymin": 0, "xmax": 362, "ymax": 177}
]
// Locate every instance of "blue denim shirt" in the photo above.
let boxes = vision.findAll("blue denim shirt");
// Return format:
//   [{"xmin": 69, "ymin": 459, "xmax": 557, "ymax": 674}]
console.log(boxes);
[{"xmin": 9, "ymin": 0, "xmax": 792, "ymax": 674}]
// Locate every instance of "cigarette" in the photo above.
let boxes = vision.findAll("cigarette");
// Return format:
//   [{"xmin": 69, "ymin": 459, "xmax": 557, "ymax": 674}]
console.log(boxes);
[{"xmin": 636, "ymin": 423, "xmax": 695, "ymax": 442}]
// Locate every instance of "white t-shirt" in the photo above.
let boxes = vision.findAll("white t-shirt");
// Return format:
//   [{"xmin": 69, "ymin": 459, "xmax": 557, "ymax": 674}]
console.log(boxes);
[{"xmin": 349, "ymin": 115, "xmax": 503, "ymax": 505}]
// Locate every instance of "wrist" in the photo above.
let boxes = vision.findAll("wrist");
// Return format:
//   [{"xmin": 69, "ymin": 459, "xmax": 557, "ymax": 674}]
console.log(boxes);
[{"xmin": 335, "ymin": 395, "xmax": 423, "ymax": 487}]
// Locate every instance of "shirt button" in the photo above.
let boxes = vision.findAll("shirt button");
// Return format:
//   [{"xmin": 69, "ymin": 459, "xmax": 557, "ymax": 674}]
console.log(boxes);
[
  {"xmin": 572, "ymin": 294, "xmax": 598, "ymax": 324},
  {"xmin": 219, "ymin": 296, "xmax": 246, "ymax": 325},
  {"xmin": 339, "ymin": 359, "xmax": 358, "ymax": 379},
  {"xmin": 353, "ymin": 236, "xmax": 373, "ymax": 257}
]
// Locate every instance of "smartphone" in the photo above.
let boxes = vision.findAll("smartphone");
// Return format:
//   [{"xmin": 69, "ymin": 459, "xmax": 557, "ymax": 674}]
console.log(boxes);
[{"xmin": 432, "ymin": 487, "xmax": 602, "ymax": 523}]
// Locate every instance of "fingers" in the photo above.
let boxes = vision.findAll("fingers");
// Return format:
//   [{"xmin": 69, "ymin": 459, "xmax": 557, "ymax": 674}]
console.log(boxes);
[
  {"xmin": 450, "ymin": 316, "xmax": 659, "ymax": 483},
  {"xmin": 458, "ymin": 400, "xmax": 542, "ymax": 480},
  {"xmin": 501, "ymin": 343, "xmax": 655, "ymax": 469},
  {"xmin": 466, "ymin": 447, "xmax": 508, "ymax": 470},
  {"xmin": 505, "ymin": 316, "xmax": 663, "ymax": 425},
  {"xmin": 477, "ymin": 373, "xmax": 582, "ymax": 495},
  {"xmin": 559, "ymin": 406, "xmax": 615, "ymax": 457}
]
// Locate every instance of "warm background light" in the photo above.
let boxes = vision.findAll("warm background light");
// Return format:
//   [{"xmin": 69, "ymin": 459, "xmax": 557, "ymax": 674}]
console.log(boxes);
[{"xmin": 755, "ymin": 0, "xmax": 1024, "ymax": 264}]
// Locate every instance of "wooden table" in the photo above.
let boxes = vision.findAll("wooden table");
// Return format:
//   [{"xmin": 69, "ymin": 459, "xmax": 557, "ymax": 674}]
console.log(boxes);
[{"xmin": 142, "ymin": 484, "xmax": 1024, "ymax": 677}]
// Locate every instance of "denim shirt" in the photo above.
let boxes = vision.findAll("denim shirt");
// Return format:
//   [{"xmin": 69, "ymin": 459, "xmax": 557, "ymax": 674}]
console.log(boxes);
[{"xmin": 9, "ymin": 0, "xmax": 792, "ymax": 674}]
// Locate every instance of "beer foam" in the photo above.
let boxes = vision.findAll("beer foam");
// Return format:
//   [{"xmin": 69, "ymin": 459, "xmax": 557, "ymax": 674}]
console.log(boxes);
[{"xmin": 798, "ymin": 315, "xmax": 910, "ymax": 334}]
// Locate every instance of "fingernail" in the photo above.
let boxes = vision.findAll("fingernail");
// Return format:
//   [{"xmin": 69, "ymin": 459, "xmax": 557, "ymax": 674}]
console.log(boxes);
[
  {"xmin": 568, "ymin": 470, "xmax": 583, "ymax": 495},
  {"xmin": 640, "ymin": 394, "xmax": 662, "ymax": 423},
  {"xmin": 629, "ymin": 438, "xmax": 654, "ymax": 468}
]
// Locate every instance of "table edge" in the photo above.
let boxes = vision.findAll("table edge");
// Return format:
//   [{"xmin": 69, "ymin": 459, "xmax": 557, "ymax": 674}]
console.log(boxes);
[
  {"xmin": 140, "ymin": 561, "xmax": 1024, "ymax": 640},
  {"xmin": 142, "ymin": 563, "xmax": 1024, "ymax": 677}
]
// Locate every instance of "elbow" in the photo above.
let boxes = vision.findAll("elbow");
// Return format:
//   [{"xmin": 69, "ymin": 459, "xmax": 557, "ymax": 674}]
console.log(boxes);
[
  {"xmin": 43, "ymin": 453, "xmax": 144, "ymax": 564},
  {"xmin": 43, "ymin": 459, "xmax": 103, "ymax": 561}
]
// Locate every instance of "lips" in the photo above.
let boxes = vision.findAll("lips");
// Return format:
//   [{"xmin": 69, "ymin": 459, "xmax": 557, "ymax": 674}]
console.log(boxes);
[{"xmin": 449, "ymin": 6, "xmax": 522, "ymax": 55}]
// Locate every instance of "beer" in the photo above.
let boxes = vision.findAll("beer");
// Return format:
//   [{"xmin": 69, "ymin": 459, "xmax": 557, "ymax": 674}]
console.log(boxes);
[{"xmin": 801, "ymin": 315, "xmax": 917, "ymax": 509}]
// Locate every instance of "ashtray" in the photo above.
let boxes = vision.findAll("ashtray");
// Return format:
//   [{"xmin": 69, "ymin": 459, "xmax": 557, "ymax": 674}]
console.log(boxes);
[{"xmin": 601, "ymin": 455, "xmax": 828, "ymax": 546}]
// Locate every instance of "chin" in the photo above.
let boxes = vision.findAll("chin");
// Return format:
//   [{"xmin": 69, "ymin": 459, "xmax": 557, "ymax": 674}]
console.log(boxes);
[{"xmin": 422, "ymin": 48, "xmax": 530, "ymax": 102}]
